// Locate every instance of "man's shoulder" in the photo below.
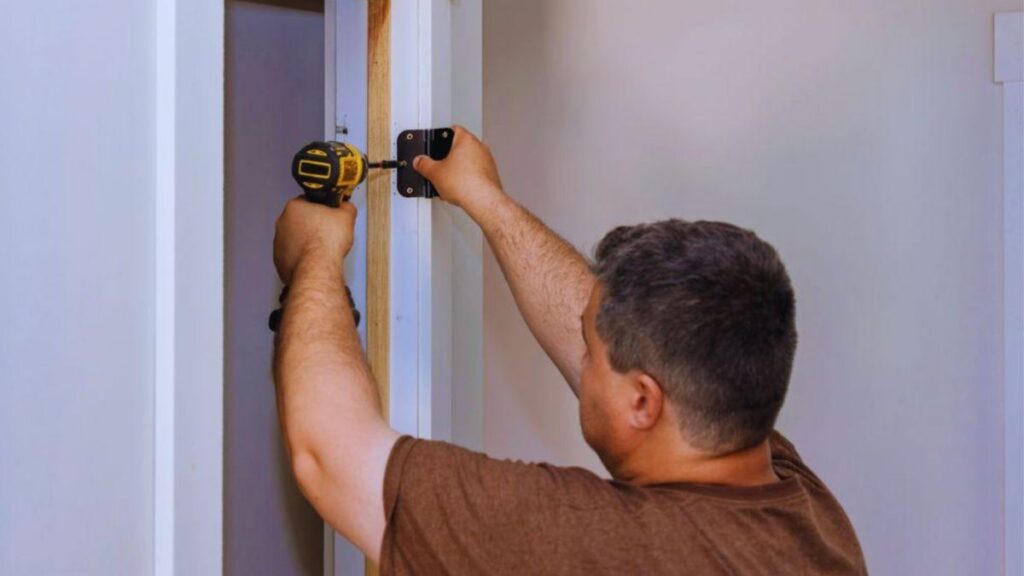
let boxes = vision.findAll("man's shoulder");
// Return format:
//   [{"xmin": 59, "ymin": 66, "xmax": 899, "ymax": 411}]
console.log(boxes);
[{"xmin": 387, "ymin": 435, "xmax": 617, "ymax": 497}]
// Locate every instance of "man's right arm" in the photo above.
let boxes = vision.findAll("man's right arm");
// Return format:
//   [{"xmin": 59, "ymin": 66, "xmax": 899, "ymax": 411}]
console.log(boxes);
[{"xmin": 414, "ymin": 127, "xmax": 595, "ymax": 394}]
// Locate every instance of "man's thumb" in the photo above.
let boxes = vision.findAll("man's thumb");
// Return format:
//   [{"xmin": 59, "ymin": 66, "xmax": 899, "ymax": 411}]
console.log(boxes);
[{"xmin": 413, "ymin": 155, "xmax": 436, "ymax": 177}]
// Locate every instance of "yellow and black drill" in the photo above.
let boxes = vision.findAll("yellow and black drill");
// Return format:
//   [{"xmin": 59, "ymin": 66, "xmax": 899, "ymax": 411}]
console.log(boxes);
[
  {"xmin": 291, "ymin": 127, "xmax": 453, "ymax": 206},
  {"xmin": 270, "ymin": 128, "xmax": 453, "ymax": 332},
  {"xmin": 290, "ymin": 140, "xmax": 403, "ymax": 207}
]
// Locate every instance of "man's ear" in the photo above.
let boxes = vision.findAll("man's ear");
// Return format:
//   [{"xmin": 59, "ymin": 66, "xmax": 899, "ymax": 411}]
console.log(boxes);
[{"xmin": 628, "ymin": 373, "xmax": 664, "ymax": 430}]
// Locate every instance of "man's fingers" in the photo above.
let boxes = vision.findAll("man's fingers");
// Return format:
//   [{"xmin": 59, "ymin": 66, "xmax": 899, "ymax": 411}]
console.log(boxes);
[{"xmin": 413, "ymin": 155, "xmax": 437, "ymax": 178}]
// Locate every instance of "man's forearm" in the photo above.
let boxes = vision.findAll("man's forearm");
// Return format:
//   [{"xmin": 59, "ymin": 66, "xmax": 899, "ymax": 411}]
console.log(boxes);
[
  {"xmin": 465, "ymin": 190, "xmax": 595, "ymax": 394},
  {"xmin": 273, "ymin": 251, "xmax": 394, "ymax": 558},
  {"xmin": 274, "ymin": 252, "xmax": 381, "ymax": 452}
]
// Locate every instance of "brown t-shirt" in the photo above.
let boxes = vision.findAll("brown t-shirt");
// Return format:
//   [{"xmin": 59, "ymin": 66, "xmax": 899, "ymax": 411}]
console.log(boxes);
[{"xmin": 380, "ymin": 432, "xmax": 866, "ymax": 575}]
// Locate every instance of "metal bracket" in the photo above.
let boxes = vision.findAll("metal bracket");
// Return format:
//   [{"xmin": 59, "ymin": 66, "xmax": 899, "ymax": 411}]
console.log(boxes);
[{"xmin": 396, "ymin": 127, "xmax": 454, "ymax": 198}]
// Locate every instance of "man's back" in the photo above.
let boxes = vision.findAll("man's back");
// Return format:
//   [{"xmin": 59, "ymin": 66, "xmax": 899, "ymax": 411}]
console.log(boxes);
[{"xmin": 380, "ymin": 432, "xmax": 866, "ymax": 575}]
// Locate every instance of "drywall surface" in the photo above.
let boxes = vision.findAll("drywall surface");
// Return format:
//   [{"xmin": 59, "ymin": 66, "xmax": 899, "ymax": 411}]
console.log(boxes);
[
  {"xmin": 483, "ymin": 1, "xmax": 1018, "ymax": 574},
  {"xmin": 0, "ymin": 1, "xmax": 156, "ymax": 574},
  {"xmin": 224, "ymin": 2, "xmax": 324, "ymax": 576}
]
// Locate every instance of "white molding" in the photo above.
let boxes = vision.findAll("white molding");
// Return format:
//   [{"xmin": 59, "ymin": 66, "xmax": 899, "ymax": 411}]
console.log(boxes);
[
  {"xmin": 388, "ymin": 0, "xmax": 429, "ymax": 438},
  {"xmin": 415, "ymin": 0, "xmax": 438, "ymax": 440},
  {"xmin": 154, "ymin": 0, "xmax": 177, "ymax": 573},
  {"xmin": 154, "ymin": 1, "xmax": 224, "ymax": 574}
]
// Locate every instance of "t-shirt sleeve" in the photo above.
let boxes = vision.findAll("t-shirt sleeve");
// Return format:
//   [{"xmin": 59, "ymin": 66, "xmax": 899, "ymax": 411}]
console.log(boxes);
[{"xmin": 379, "ymin": 436, "xmax": 615, "ymax": 575}]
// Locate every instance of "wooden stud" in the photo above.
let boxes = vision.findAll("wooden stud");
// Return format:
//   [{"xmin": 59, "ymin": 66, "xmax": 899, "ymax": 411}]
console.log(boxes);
[
  {"xmin": 366, "ymin": 0, "xmax": 390, "ymax": 425},
  {"xmin": 366, "ymin": 1, "xmax": 390, "ymax": 574}
]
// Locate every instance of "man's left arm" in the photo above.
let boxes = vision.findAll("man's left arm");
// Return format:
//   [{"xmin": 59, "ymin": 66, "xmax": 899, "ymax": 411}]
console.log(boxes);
[{"xmin": 272, "ymin": 198, "xmax": 399, "ymax": 562}]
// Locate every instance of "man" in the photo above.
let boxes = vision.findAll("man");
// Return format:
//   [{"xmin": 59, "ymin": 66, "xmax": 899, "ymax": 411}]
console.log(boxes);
[{"xmin": 273, "ymin": 127, "xmax": 866, "ymax": 574}]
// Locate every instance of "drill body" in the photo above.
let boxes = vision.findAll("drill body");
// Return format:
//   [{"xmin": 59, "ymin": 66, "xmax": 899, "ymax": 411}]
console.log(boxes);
[{"xmin": 291, "ymin": 141, "xmax": 369, "ymax": 206}]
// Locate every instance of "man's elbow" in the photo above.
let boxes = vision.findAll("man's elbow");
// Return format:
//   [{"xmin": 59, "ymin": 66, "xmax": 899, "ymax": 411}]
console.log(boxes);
[
  {"xmin": 288, "ymin": 437, "xmax": 357, "ymax": 502},
  {"xmin": 290, "ymin": 449, "xmax": 327, "ymax": 500}
]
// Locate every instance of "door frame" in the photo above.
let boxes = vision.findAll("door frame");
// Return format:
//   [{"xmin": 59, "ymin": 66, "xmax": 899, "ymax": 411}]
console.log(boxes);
[
  {"xmin": 152, "ymin": 1, "xmax": 484, "ymax": 572},
  {"xmin": 323, "ymin": 1, "xmax": 484, "ymax": 574}
]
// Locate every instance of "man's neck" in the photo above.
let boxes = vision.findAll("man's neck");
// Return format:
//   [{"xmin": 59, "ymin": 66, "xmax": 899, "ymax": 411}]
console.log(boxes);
[{"xmin": 612, "ymin": 436, "xmax": 780, "ymax": 488}]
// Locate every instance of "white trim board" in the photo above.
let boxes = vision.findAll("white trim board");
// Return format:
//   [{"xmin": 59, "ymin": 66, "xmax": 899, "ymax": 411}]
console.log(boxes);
[
  {"xmin": 153, "ymin": 0, "xmax": 225, "ymax": 574},
  {"xmin": 153, "ymin": 0, "xmax": 176, "ymax": 573},
  {"xmin": 385, "ymin": 0, "xmax": 484, "ymax": 446},
  {"xmin": 997, "ymin": 11, "xmax": 1024, "ymax": 576},
  {"xmin": 388, "ymin": 0, "xmax": 430, "ymax": 440}
]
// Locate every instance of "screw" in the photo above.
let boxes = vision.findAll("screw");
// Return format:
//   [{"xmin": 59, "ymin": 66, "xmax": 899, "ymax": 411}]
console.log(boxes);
[
  {"xmin": 405, "ymin": 133, "xmax": 414, "ymax": 140},
  {"xmin": 406, "ymin": 187, "xmax": 415, "ymax": 195},
  {"xmin": 442, "ymin": 130, "xmax": 449, "ymax": 138}
]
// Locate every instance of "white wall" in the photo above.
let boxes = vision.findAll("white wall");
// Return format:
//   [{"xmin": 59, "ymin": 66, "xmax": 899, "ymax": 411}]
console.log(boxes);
[
  {"xmin": 224, "ymin": 2, "xmax": 324, "ymax": 575},
  {"xmin": 482, "ymin": 1, "xmax": 1019, "ymax": 574},
  {"xmin": 0, "ymin": 1, "xmax": 224, "ymax": 574},
  {"xmin": 0, "ymin": 1, "xmax": 156, "ymax": 574}
]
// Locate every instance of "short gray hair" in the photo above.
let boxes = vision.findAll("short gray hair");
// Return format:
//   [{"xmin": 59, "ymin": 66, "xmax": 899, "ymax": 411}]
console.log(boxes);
[{"xmin": 592, "ymin": 219, "xmax": 797, "ymax": 454}]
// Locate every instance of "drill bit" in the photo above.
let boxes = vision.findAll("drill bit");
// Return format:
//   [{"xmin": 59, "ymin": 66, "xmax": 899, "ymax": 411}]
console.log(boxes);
[{"xmin": 368, "ymin": 159, "xmax": 406, "ymax": 170}]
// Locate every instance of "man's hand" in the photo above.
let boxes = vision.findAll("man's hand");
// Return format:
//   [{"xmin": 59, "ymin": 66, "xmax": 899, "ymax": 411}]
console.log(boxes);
[
  {"xmin": 413, "ymin": 126, "xmax": 504, "ymax": 212},
  {"xmin": 273, "ymin": 197, "xmax": 357, "ymax": 284}
]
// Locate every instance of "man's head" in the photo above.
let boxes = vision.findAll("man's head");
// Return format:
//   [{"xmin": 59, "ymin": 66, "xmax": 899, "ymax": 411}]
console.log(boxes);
[{"xmin": 578, "ymin": 219, "xmax": 797, "ymax": 472}]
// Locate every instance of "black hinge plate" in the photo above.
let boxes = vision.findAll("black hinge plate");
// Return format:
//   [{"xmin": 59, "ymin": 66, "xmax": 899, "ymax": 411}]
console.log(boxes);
[{"xmin": 396, "ymin": 127, "xmax": 454, "ymax": 198}]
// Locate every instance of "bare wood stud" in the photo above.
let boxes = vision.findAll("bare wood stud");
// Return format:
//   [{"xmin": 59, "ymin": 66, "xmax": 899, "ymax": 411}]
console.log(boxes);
[{"xmin": 366, "ymin": 0, "xmax": 391, "ymax": 574}]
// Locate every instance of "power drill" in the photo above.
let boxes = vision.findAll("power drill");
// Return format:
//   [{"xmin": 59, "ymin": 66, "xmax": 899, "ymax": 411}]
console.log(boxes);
[
  {"xmin": 269, "ymin": 128, "xmax": 454, "ymax": 332},
  {"xmin": 291, "ymin": 140, "xmax": 401, "ymax": 206}
]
